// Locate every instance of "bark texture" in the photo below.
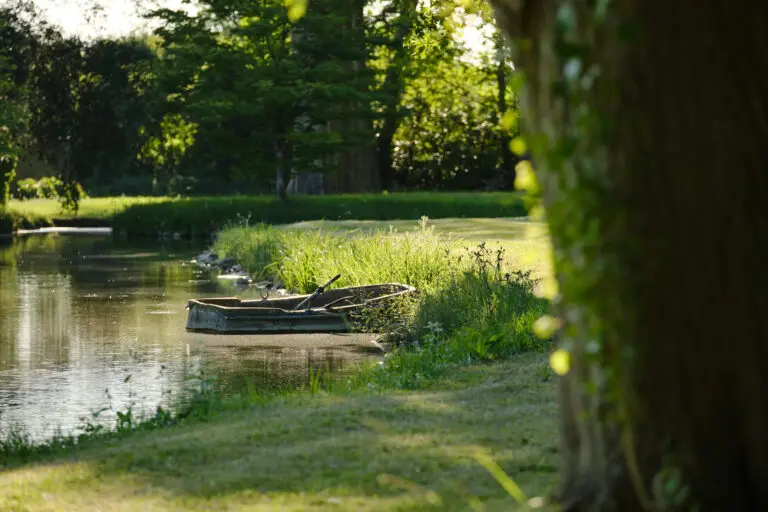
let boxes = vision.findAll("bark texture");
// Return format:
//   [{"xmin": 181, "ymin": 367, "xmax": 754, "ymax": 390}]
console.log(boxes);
[{"xmin": 490, "ymin": 0, "xmax": 768, "ymax": 510}]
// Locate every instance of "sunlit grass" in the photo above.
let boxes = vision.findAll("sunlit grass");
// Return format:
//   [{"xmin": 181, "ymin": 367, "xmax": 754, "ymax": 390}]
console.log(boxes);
[
  {"xmin": 250, "ymin": 217, "xmax": 553, "ymax": 282},
  {"xmin": 0, "ymin": 354, "xmax": 559, "ymax": 511},
  {"xmin": 5, "ymin": 192, "xmax": 529, "ymax": 236},
  {"xmin": 7, "ymin": 196, "xmax": 165, "ymax": 219}
]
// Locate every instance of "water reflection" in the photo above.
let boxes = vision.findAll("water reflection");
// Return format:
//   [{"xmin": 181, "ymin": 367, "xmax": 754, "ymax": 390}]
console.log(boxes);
[{"xmin": 0, "ymin": 235, "xmax": 380, "ymax": 440}]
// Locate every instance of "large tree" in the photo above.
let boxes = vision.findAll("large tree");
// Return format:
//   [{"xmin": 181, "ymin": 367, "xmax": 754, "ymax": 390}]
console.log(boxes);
[
  {"xmin": 0, "ymin": 1, "xmax": 37, "ymax": 205},
  {"xmin": 489, "ymin": 0, "xmax": 768, "ymax": 509},
  {"xmin": 147, "ymin": 0, "xmax": 380, "ymax": 198}
]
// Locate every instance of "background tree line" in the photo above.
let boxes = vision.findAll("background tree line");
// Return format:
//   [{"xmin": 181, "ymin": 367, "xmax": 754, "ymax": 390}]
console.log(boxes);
[{"xmin": 0, "ymin": 0, "xmax": 524, "ymax": 203}]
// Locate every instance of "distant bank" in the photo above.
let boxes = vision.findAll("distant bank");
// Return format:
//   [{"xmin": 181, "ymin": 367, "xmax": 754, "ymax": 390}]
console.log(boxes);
[{"xmin": 2, "ymin": 192, "xmax": 529, "ymax": 238}]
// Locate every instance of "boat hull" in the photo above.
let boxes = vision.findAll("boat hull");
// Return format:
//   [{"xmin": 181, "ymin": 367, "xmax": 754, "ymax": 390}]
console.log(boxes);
[{"xmin": 185, "ymin": 283, "xmax": 415, "ymax": 335}]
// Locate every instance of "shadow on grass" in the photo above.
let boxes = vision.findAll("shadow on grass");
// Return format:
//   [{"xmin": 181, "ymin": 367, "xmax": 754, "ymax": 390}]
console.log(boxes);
[{"xmin": 0, "ymin": 355, "xmax": 559, "ymax": 511}]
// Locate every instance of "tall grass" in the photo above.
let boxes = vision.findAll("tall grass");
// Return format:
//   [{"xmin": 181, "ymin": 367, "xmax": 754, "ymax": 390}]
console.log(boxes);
[
  {"xmin": 214, "ymin": 217, "xmax": 551, "ymax": 388},
  {"xmin": 216, "ymin": 216, "xmax": 457, "ymax": 292}
]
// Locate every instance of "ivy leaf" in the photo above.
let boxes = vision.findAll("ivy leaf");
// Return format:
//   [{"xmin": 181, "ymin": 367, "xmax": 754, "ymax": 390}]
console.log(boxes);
[
  {"xmin": 533, "ymin": 315, "xmax": 560, "ymax": 339},
  {"xmin": 514, "ymin": 160, "xmax": 537, "ymax": 192},
  {"xmin": 284, "ymin": 0, "xmax": 308, "ymax": 22},
  {"xmin": 509, "ymin": 136, "xmax": 527, "ymax": 156},
  {"xmin": 549, "ymin": 349, "xmax": 571, "ymax": 376}
]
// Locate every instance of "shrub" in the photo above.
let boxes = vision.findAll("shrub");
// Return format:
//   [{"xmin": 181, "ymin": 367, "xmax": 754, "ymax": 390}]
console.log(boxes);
[
  {"xmin": 14, "ymin": 178, "xmax": 38, "ymax": 200},
  {"xmin": 12, "ymin": 176, "xmax": 88, "ymax": 204},
  {"xmin": 37, "ymin": 176, "xmax": 63, "ymax": 199}
]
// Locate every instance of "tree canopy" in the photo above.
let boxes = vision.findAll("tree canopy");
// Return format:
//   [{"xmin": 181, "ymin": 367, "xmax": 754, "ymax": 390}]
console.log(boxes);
[{"xmin": 0, "ymin": 0, "xmax": 522, "ymax": 203}]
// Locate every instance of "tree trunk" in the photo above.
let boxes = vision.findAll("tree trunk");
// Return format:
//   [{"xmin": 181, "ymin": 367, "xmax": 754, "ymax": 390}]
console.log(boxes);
[
  {"xmin": 275, "ymin": 146, "xmax": 287, "ymax": 200},
  {"xmin": 490, "ymin": 0, "xmax": 768, "ymax": 510},
  {"xmin": 494, "ymin": 37, "xmax": 515, "ymax": 187},
  {"xmin": 377, "ymin": 0, "xmax": 418, "ymax": 191},
  {"xmin": 376, "ymin": 121, "xmax": 396, "ymax": 191}
]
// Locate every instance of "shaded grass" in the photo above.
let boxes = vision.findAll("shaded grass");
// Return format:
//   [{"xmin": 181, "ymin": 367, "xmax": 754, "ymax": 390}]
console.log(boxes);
[
  {"xmin": 8, "ymin": 192, "xmax": 528, "ymax": 236},
  {"xmin": 0, "ymin": 354, "xmax": 559, "ymax": 511}
]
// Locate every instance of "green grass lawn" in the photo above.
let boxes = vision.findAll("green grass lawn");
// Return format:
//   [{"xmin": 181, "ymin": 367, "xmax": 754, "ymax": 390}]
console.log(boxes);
[
  {"xmin": 8, "ymin": 196, "xmax": 165, "ymax": 220},
  {"xmin": 5, "ymin": 192, "xmax": 529, "ymax": 236},
  {"xmin": 0, "ymin": 354, "xmax": 559, "ymax": 512}
]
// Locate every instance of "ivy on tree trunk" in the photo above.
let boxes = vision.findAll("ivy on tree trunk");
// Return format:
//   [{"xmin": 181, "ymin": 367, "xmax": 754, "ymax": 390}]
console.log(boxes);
[{"xmin": 490, "ymin": 0, "xmax": 768, "ymax": 509}]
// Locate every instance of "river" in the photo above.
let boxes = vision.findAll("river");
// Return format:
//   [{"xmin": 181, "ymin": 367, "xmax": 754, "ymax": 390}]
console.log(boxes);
[{"xmin": 0, "ymin": 233, "xmax": 381, "ymax": 440}]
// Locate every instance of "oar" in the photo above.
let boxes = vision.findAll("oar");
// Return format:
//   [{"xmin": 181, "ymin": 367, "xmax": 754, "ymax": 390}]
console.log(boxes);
[{"xmin": 293, "ymin": 274, "xmax": 341, "ymax": 311}]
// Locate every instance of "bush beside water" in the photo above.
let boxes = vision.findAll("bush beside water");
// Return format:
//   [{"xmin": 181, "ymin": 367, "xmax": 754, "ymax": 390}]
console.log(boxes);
[{"xmin": 13, "ymin": 176, "xmax": 87, "ymax": 202}]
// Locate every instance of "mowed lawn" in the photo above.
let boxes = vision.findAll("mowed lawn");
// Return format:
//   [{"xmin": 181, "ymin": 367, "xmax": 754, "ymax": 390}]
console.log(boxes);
[
  {"xmin": 7, "ymin": 196, "xmax": 165, "ymax": 219},
  {"xmin": 6, "ymin": 193, "xmax": 529, "ymax": 236},
  {"xmin": 0, "ymin": 355, "xmax": 559, "ymax": 512}
]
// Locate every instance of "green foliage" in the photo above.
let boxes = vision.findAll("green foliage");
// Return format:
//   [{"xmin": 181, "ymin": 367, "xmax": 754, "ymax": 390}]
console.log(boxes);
[
  {"xmin": 393, "ymin": 58, "xmax": 520, "ymax": 190},
  {"xmin": 13, "ymin": 177, "xmax": 37, "ymax": 200},
  {"xmin": 0, "ymin": 3, "xmax": 157, "ymax": 207},
  {"xmin": 0, "ymin": 3, "xmax": 33, "ymax": 205},
  {"xmin": 145, "ymin": 0, "xmax": 380, "ymax": 196},
  {"xmin": 0, "ymin": 0, "xmax": 521, "ymax": 199},
  {"xmin": 367, "ymin": 0, "xmax": 461, "ymax": 189},
  {"xmin": 65, "ymin": 38, "xmax": 158, "ymax": 188},
  {"xmin": 27, "ymin": 35, "xmax": 158, "ymax": 193},
  {"xmin": 12, "ymin": 176, "xmax": 87, "ymax": 206}
]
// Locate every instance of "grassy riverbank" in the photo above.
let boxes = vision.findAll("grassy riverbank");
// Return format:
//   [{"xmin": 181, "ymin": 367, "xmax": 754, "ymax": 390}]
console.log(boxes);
[
  {"xmin": 0, "ymin": 218, "xmax": 559, "ymax": 509},
  {"xmin": 0, "ymin": 354, "xmax": 559, "ymax": 511},
  {"xmin": 213, "ymin": 218, "xmax": 552, "ymax": 379},
  {"xmin": 4, "ymin": 192, "xmax": 528, "ymax": 236}
]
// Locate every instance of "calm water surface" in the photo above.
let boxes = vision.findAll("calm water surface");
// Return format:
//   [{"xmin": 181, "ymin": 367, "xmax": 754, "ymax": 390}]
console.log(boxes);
[{"xmin": 0, "ymin": 234, "xmax": 381, "ymax": 440}]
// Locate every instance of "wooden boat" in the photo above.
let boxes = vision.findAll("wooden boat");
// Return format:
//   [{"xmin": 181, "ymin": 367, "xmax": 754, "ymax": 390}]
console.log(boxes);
[{"xmin": 185, "ymin": 281, "xmax": 416, "ymax": 334}]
